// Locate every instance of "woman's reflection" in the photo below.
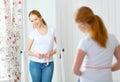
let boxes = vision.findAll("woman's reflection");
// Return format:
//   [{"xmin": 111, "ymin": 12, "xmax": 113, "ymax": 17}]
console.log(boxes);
[{"xmin": 27, "ymin": 10, "xmax": 56, "ymax": 82}]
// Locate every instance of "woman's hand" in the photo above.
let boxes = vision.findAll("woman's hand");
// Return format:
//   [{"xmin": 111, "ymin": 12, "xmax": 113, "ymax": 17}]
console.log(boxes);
[
  {"xmin": 45, "ymin": 51, "xmax": 51, "ymax": 58},
  {"xmin": 43, "ymin": 51, "xmax": 52, "ymax": 65},
  {"xmin": 34, "ymin": 53, "xmax": 43, "ymax": 59}
]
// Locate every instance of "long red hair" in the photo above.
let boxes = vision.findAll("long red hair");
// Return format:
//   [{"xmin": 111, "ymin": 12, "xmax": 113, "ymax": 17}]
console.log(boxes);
[{"xmin": 75, "ymin": 6, "xmax": 108, "ymax": 48}]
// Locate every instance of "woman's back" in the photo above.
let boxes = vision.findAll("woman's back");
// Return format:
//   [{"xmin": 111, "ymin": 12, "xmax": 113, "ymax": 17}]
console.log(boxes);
[
  {"xmin": 79, "ymin": 34, "xmax": 119, "ymax": 82},
  {"xmin": 73, "ymin": 6, "xmax": 120, "ymax": 82}
]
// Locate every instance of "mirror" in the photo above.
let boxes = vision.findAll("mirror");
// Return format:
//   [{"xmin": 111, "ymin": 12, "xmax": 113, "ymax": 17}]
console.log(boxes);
[{"xmin": 24, "ymin": 0, "xmax": 60, "ymax": 82}]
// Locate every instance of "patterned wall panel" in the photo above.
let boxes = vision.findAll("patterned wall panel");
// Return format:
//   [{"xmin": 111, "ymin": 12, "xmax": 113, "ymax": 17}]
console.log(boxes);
[{"xmin": 0, "ymin": 0, "xmax": 23, "ymax": 82}]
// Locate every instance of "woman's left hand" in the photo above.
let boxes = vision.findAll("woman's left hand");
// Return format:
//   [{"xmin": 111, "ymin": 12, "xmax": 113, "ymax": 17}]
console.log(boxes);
[{"xmin": 45, "ymin": 51, "xmax": 52, "ymax": 58}]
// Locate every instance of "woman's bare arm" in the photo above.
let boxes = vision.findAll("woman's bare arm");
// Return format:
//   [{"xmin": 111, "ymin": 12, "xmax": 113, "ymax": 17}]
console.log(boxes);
[
  {"xmin": 72, "ymin": 49, "xmax": 86, "ymax": 76},
  {"xmin": 27, "ymin": 38, "xmax": 43, "ymax": 58},
  {"xmin": 111, "ymin": 45, "xmax": 120, "ymax": 71}
]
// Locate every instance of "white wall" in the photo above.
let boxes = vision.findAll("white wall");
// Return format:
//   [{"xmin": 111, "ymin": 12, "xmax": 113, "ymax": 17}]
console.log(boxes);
[
  {"xmin": 56, "ymin": 0, "xmax": 120, "ymax": 82},
  {"xmin": 56, "ymin": 0, "xmax": 77, "ymax": 82}
]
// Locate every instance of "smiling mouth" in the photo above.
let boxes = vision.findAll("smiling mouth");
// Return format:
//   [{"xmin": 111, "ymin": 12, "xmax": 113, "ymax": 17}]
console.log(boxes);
[{"xmin": 34, "ymin": 23, "xmax": 39, "ymax": 27}]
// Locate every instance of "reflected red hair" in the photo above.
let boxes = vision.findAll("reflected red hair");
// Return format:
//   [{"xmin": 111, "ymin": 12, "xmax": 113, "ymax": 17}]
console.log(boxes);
[{"xmin": 29, "ymin": 10, "xmax": 47, "ymax": 25}]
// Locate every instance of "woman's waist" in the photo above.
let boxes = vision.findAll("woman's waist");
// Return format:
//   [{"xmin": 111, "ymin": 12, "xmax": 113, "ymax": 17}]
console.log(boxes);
[
  {"xmin": 84, "ymin": 65, "xmax": 111, "ymax": 69},
  {"xmin": 30, "ymin": 56, "xmax": 53, "ymax": 63},
  {"xmin": 32, "ymin": 49, "xmax": 53, "ymax": 54}
]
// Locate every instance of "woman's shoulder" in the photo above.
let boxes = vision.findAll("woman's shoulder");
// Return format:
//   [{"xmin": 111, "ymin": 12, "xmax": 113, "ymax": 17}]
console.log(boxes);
[
  {"xmin": 108, "ymin": 33, "xmax": 119, "ymax": 42},
  {"xmin": 28, "ymin": 29, "xmax": 36, "ymax": 38},
  {"xmin": 79, "ymin": 36, "xmax": 91, "ymax": 45},
  {"xmin": 108, "ymin": 33, "xmax": 119, "ymax": 46},
  {"xmin": 81, "ymin": 36, "xmax": 92, "ymax": 41},
  {"xmin": 108, "ymin": 33, "xmax": 117, "ymax": 40},
  {"xmin": 108, "ymin": 33, "xmax": 114, "ymax": 37},
  {"xmin": 48, "ymin": 27, "xmax": 55, "ymax": 30},
  {"xmin": 29, "ymin": 29, "xmax": 36, "ymax": 35},
  {"xmin": 48, "ymin": 27, "xmax": 56, "ymax": 33}
]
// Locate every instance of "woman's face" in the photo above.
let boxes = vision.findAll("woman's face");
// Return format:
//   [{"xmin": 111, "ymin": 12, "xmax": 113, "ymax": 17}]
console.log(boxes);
[
  {"xmin": 77, "ymin": 22, "xmax": 89, "ymax": 32},
  {"xmin": 29, "ymin": 14, "xmax": 42, "ymax": 28}
]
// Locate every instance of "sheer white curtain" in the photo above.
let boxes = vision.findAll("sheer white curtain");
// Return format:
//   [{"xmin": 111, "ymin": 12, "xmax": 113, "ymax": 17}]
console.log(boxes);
[{"xmin": 0, "ymin": 0, "xmax": 23, "ymax": 82}]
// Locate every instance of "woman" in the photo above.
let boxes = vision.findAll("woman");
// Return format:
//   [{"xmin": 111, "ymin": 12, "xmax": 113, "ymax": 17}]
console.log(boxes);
[
  {"xmin": 72, "ymin": 6, "xmax": 120, "ymax": 82},
  {"xmin": 27, "ymin": 10, "xmax": 56, "ymax": 82}
]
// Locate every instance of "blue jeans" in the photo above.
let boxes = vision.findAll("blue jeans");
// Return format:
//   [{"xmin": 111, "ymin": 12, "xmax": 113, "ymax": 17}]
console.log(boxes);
[{"xmin": 29, "ymin": 60, "xmax": 54, "ymax": 82}]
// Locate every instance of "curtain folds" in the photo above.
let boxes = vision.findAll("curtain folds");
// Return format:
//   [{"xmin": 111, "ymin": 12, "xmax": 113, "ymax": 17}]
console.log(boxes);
[{"xmin": 0, "ymin": 0, "xmax": 23, "ymax": 82}]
